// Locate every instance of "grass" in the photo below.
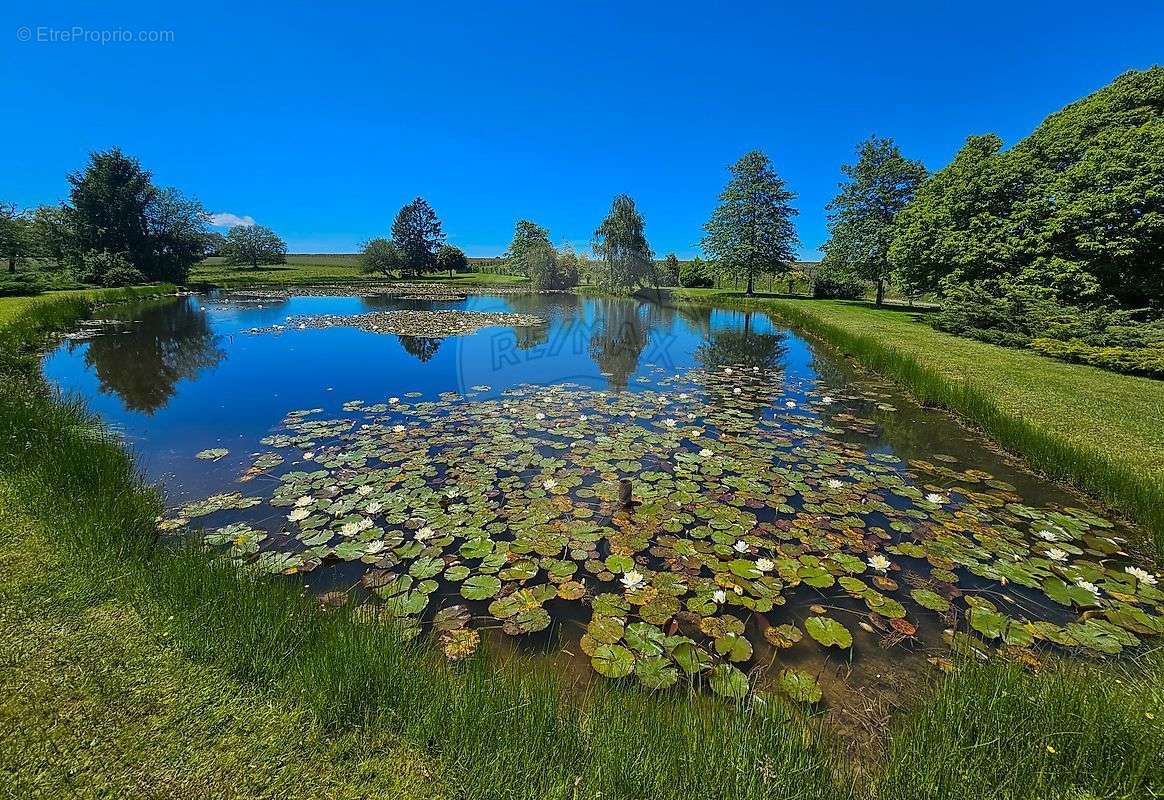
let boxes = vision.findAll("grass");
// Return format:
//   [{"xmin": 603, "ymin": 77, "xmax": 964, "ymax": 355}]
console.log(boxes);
[
  {"xmin": 3, "ymin": 285, "xmax": 1163, "ymax": 799},
  {"xmin": 673, "ymin": 291, "xmax": 1164, "ymax": 555},
  {"xmin": 189, "ymin": 255, "xmax": 529, "ymax": 289}
]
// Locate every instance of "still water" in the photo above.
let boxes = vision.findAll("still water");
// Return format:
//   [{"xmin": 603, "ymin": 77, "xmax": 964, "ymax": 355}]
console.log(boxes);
[{"xmin": 43, "ymin": 289, "xmax": 1159, "ymax": 705}]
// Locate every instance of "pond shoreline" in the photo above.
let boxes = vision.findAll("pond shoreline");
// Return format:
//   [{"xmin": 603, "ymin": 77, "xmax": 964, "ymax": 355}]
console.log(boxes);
[{"xmin": 2, "ymin": 285, "xmax": 1161, "ymax": 800}]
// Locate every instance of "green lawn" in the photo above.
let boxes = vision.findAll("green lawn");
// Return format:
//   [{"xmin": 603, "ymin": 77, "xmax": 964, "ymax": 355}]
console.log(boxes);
[{"xmin": 190, "ymin": 255, "xmax": 527, "ymax": 289}]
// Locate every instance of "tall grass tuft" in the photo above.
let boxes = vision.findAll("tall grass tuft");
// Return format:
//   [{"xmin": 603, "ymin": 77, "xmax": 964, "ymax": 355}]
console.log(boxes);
[
  {"xmin": 878, "ymin": 655, "xmax": 1164, "ymax": 800},
  {"xmin": 0, "ymin": 289, "xmax": 851, "ymax": 800}
]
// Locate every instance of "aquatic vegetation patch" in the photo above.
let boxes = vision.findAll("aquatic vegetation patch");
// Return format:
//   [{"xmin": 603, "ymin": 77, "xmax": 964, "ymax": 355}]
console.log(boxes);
[
  {"xmin": 246, "ymin": 310, "xmax": 544, "ymax": 337},
  {"xmin": 168, "ymin": 365, "xmax": 1164, "ymax": 704}
]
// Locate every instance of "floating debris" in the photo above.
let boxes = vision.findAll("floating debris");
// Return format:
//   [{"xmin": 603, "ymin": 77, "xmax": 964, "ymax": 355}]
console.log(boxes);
[{"xmin": 246, "ymin": 310, "xmax": 544, "ymax": 338}]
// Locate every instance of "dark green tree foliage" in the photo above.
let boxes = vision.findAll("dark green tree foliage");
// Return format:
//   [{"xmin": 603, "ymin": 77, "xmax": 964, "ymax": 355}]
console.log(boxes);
[
  {"xmin": 360, "ymin": 238, "xmax": 404, "ymax": 277},
  {"xmin": 822, "ymin": 136, "xmax": 926, "ymax": 306},
  {"xmin": 891, "ymin": 67, "xmax": 1164, "ymax": 308},
  {"xmin": 702, "ymin": 151, "xmax": 799, "ymax": 295},
  {"xmin": 67, "ymin": 148, "xmax": 208, "ymax": 283},
  {"xmin": 594, "ymin": 194, "xmax": 656, "ymax": 293},
  {"xmin": 504, "ymin": 220, "xmax": 552, "ymax": 271},
  {"xmin": 0, "ymin": 204, "xmax": 33, "ymax": 273},
  {"xmin": 435, "ymin": 244, "xmax": 469, "ymax": 276},
  {"xmin": 679, "ymin": 256, "xmax": 713, "ymax": 288},
  {"xmin": 660, "ymin": 253, "xmax": 681, "ymax": 286},
  {"xmin": 222, "ymin": 224, "xmax": 287, "ymax": 268},
  {"xmin": 391, "ymin": 197, "xmax": 445, "ymax": 276}
]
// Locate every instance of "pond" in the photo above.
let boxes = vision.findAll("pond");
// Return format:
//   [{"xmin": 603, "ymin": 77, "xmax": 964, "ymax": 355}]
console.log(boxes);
[{"xmin": 44, "ymin": 287, "xmax": 1164, "ymax": 707}]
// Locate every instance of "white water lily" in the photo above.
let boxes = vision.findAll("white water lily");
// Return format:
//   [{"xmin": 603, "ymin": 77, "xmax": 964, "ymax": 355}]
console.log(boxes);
[
  {"xmin": 303, "ymin": 451, "xmax": 315, "ymax": 460},
  {"xmin": 732, "ymin": 387, "xmax": 742, "ymax": 395},
  {"xmin": 724, "ymin": 367, "xmax": 733, "ymax": 375},
  {"xmin": 620, "ymin": 570, "xmax": 645, "ymax": 590},
  {"xmin": 578, "ymin": 415, "xmax": 588, "ymax": 422},
  {"xmin": 699, "ymin": 448, "xmax": 714, "ymax": 458},
  {"xmin": 826, "ymin": 478, "xmax": 845, "ymax": 490},
  {"xmin": 536, "ymin": 412, "xmax": 546, "ymax": 420},
  {"xmin": 1036, "ymin": 529, "xmax": 1059, "ymax": 542},
  {"xmin": 733, "ymin": 540, "xmax": 748, "ymax": 553},
  {"xmin": 679, "ymin": 393, "xmax": 689, "ymax": 400},
  {"xmin": 753, "ymin": 366, "xmax": 760, "ymax": 373},
  {"xmin": 926, "ymin": 492, "xmax": 948, "ymax": 505},
  {"xmin": 415, "ymin": 525, "xmax": 435, "ymax": 541},
  {"xmin": 821, "ymin": 396, "xmax": 834, "ymax": 405},
  {"xmin": 340, "ymin": 521, "xmax": 360, "ymax": 537},
  {"xmin": 392, "ymin": 424, "xmax": 405, "ymax": 434},
  {"xmin": 868, "ymin": 554, "xmax": 891, "ymax": 572},
  {"xmin": 357, "ymin": 517, "xmax": 373, "ymax": 531},
  {"xmin": 1125, "ymin": 566, "xmax": 1158, "ymax": 585},
  {"xmin": 388, "ymin": 397, "xmax": 399, "ymax": 404},
  {"xmin": 712, "ymin": 589, "xmax": 727, "ymax": 603},
  {"xmin": 756, "ymin": 558, "xmax": 774, "ymax": 572},
  {"xmin": 356, "ymin": 485, "xmax": 374, "ymax": 496},
  {"xmin": 1076, "ymin": 579, "xmax": 1101, "ymax": 596},
  {"xmin": 687, "ymin": 413, "xmax": 697, "ymax": 420},
  {"xmin": 1046, "ymin": 547, "xmax": 1069, "ymax": 562},
  {"xmin": 294, "ymin": 495, "xmax": 314, "ymax": 507},
  {"xmin": 288, "ymin": 508, "xmax": 310, "ymax": 522},
  {"xmin": 543, "ymin": 478, "xmax": 558, "ymax": 491},
  {"xmin": 784, "ymin": 400, "xmax": 797, "ymax": 409},
  {"xmin": 366, "ymin": 500, "xmax": 383, "ymax": 514},
  {"xmin": 662, "ymin": 418, "xmax": 678, "ymax": 428}
]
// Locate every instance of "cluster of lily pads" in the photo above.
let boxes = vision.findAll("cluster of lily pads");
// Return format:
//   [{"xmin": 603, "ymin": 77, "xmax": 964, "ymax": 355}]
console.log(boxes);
[
  {"xmin": 245, "ymin": 310, "xmax": 544, "ymax": 338},
  {"xmin": 165, "ymin": 364, "xmax": 1164, "ymax": 703}
]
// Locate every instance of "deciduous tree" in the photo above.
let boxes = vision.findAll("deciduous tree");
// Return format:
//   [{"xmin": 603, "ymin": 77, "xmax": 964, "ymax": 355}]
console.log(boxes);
[
  {"xmin": 222, "ymin": 224, "xmax": 287, "ymax": 269},
  {"xmin": 593, "ymin": 194, "xmax": 655, "ymax": 293}
]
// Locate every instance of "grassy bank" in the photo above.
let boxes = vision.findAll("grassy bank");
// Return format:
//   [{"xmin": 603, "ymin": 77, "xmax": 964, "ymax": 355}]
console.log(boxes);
[
  {"xmin": 189, "ymin": 255, "xmax": 529, "ymax": 289},
  {"xmin": 3, "ymin": 287, "xmax": 1162, "ymax": 799},
  {"xmin": 675, "ymin": 291, "xmax": 1164, "ymax": 554}
]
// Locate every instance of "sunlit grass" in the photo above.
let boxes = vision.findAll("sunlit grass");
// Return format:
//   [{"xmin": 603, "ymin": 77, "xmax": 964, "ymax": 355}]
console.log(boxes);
[{"xmin": 189, "ymin": 256, "xmax": 529, "ymax": 289}]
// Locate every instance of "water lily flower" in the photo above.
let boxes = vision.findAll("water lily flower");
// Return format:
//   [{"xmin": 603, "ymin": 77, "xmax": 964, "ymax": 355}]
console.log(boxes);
[
  {"xmin": 687, "ymin": 413, "xmax": 697, "ymax": 420},
  {"xmin": 340, "ymin": 521, "xmax": 360, "ymax": 537},
  {"xmin": 1036, "ymin": 530, "xmax": 1058, "ymax": 542},
  {"xmin": 756, "ymin": 558, "xmax": 774, "ymax": 572},
  {"xmin": 393, "ymin": 424, "xmax": 405, "ymax": 434},
  {"xmin": 699, "ymin": 448, "xmax": 714, "ymax": 458},
  {"xmin": 733, "ymin": 585, "xmax": 744, "ymax": 595},
  {"xmin": 295, "ymin": 495, "xmax": 314, "ymax": 507},
  {"xmin": 356, "ymin": 517, "xmax": 373, "ymax": 531},
  {"xmin": 1046, "ymin": 547, "xmax": 1068, "ymax": 562},
  {"xmin": 1125, "ymin": 566, "xmax": 1158, "ymax": 585},
  {"xmin": 662, "ymin": 418, "xmax": 678, "ymax": 428},
  {"xmin": 733, "ymin": 540, "xmax": 748, "ymax": 553},
  {"xmin": 926, "ymin": 492, "xmax": 948, "ymax": 505},
  {"xmin": 288, "ymin": 508, "xmax": 310, "ymax": 522},
  {"xmin": 821, "ymin": 396, "xmax": 834, "ymax": 405},
  {"xmin": 388, "ymin": 397, "xmax": 399, "ymax": 404},
  {"xmin": 303, "ymin": 451, "xmax": 315, "ymax": 460},
  {"xmin": 579, "ymin": 415, "xmax": 588, "ymax": 422},
  {"xmin": 753, "ymin": 366, "xmax": 760, "ymax": 373},
  {"xmin": 620, "ymin": 570, "xmax": 645, "ymax": 590},
  {"xmin": 1075, "ymin": 579, "xmax": 1100, "ymax": 596},
  {"xmin": 724, "ymin": 368, "xmax": 733, "ymax": 375},
  {"xmin": 416, "ymin": 526, "xmax": 435, "ymax": 541},
  {"xmin": 356, "ymin": 485, "xmax": 374, "ymax": 496},
  {"xmin": 868, "ymin": 554, "xmax": 891, "ymax": 572},
  {"xmin": 784, "ymin": 400, "xmax": 797, "ymax": 409},
  {"xmin": 826, "ymin": 478, "xmax": 845, "ymax": 490},
  {"xmin": 543, "ymin": 478, "xmax": 558, "ymax": 491},
  {"xmin": 366, "ymin": 500, "xmax": 383, "ymax": 514},
  {"xmin": 732, "ymin": 387, "xmax": 742, "ymax": 395},
  {"xmin": 712, "ymin": 589, "xmax": 727, "ymax": 604},
  {"xmin": 679, "ymin": 393, "xmax": 688, "ymax": 400},
  {"xmin": 536, "ymin": 412, "xmax": 546, "ymax": 420}
]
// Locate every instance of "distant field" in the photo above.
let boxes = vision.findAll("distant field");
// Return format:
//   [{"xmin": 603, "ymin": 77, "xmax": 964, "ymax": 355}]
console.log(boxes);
[{"xmin": 189, "ymin": 255, "xmax": 526, "ymax": 289}]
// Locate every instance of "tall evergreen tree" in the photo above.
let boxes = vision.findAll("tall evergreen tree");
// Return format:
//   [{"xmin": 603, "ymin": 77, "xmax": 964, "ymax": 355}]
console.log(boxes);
[
  {"xmin": 391, "ymin": 197, "xmax": 445, "ymax": 275},
  {"xmin": 593, "ymin": 194, "xmax": 655, "ymax": 293},
  {"xmin": 823, "ymin": 136, "xmax": 927, "ymax": 306},
  {"xmin": 702, "ymin": 151, "xmax": 799, "ymax": 295}
]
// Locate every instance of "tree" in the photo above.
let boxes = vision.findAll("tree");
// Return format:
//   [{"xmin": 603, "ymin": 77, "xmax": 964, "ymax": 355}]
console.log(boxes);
[
  {"xmin": 593, "ymin": 194, "xmax": 656, "ymax": 293},
  {"xmin": 222, "ymin": 224, "xmax": 287, "ymax": 268},
  {"xmin": 29, "ymin": 205, "xmax": 75, "ymax": 264},
  {"xmin": 435, "ymin": 244, "xmax": 468, "ymax": 276},
  {"xmin": 679, "ymin": 256, "xmax": 713, "ymax": 288},
  {"xmin": 360, "ymin": 238, "xmax": 404, "ymax": 277},
  {"xmin": 66, "ymin": 148, "xmax": 207, "ymax": 282},
  {"xmin": 822, "ymin": 136, "xmax": 927, "ymax": 306},
  {"xmin": 702, "ymin": 151, "xmax": 799, "ymax": 295},
  {"xmin": 504, "ymin": 220, "xmax": 552, "ymax": 276},
  {"xmin": 0, "ymin": 204, "xmax": 33, "ymax": 273},
  {"xmin": 391, "ymin": 197, "xmax": 445, "ymax": 276},
  {"xmin": 660, "ymin": 253, "xmax": 681, "ymax": 286}
]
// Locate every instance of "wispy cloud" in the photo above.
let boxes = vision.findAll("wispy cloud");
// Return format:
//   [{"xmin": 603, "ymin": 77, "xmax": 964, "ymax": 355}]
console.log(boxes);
[{"xmin": 207, "ymin": 212, "xmax": 256, "ymax": 228}]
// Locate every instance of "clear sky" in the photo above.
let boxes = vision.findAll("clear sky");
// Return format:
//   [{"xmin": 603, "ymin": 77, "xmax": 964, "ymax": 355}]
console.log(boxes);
[{"xmin": 3, "ymin": 2, "xmax": 1162, "ymax": 259}]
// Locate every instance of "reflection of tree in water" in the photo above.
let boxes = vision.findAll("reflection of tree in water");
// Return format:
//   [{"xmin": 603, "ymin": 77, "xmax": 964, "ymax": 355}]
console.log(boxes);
[
  {"xmin": 515, "ymin": 324, "xmax": 550, "ymax": 351},
  {"xmin": 396, "ymin": 335, "xmax": 443, "ymax": 363},
  {"xmin": 589, "ymin": 299, "xmax": 649, "ymax": 390},
  {"xmin": 695, "ymin": 311, "xmax": 788, "ymax": 411},
  {"xmin": 79, "ymin": 297, "xmax": 224, "ymax": 414}
]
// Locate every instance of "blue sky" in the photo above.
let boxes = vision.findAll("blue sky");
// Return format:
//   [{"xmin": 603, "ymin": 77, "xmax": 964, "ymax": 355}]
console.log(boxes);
[{"xmin": 3, "ymin": 2, "xmax": 1162, "ymax": 259}]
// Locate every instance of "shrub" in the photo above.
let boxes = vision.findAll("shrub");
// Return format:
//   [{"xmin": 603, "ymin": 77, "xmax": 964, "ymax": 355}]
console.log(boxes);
[
  {"xmin": 679, "ymin": 257, "xmax": 713, "ymax": 288},
  {"xmin": 812, "ymin": 265, "xmax": 865, "ymax": 299},
  {"xmin": 0, "ymin": 271, "xmax": 46, "ymax": 297},
  {"xmin": 74, "ymin": 250, "xmax": 144, "ymax": 287},
  {"xmin": 1029, "ymin": 338, "xmax": 1164, "ymax": 379}
]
